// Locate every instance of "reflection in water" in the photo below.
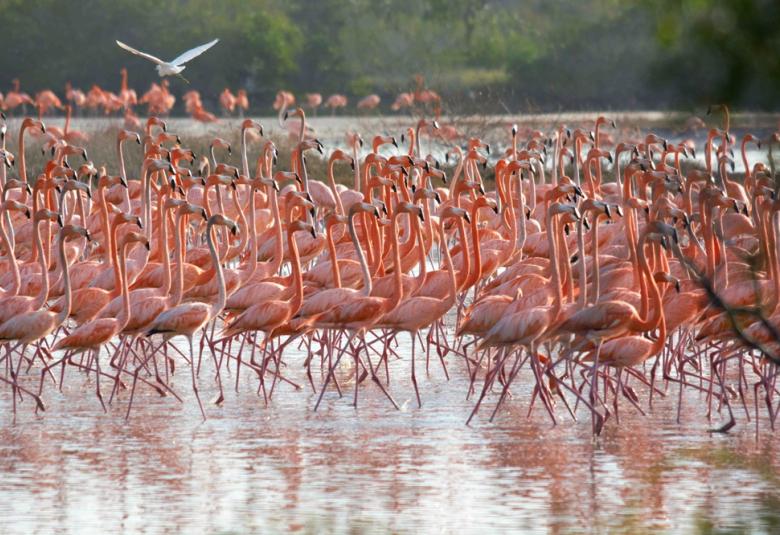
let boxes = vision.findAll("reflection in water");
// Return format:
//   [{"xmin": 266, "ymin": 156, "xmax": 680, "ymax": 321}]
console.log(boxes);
[{"xmin": 1, "ymin": 332, "xmax": 779, "ymax": 534}]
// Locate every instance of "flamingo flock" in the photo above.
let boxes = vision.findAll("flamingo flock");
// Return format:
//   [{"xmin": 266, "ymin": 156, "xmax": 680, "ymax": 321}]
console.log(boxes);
[
  {"xmin": 0, "ymin": 102, "xmax": 778, "ymax": 436},
  {"xmin": 2, "ymin": 72, "xmax": 449, "ymax": 132}
]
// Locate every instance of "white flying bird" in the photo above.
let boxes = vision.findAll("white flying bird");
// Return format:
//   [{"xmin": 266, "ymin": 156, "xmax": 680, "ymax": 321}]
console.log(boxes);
[{"xmin": 115, "ymin": 38, "xmax": 219, "ymax": 83}]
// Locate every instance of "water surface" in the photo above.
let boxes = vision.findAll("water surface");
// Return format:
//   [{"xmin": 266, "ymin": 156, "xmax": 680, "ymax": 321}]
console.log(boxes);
[{"xmin": 1, "ymin": 332, "xmax": 779, "ymax": 534}]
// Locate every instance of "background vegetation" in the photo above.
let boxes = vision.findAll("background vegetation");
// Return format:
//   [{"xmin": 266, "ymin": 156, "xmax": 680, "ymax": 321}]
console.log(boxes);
[{"xmin": 0, "ymin": 0, "xmax": 777, "ymax": 113}]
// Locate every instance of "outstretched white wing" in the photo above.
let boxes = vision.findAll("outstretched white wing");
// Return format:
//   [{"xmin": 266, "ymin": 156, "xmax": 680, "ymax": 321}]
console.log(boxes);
[
  {"xmin": 116, "ymin": 40, "xmax": 165, "ymax": 65},
  {"xmin": 170, "ymin": 39, "xmax": 219, "ymax": 66}
]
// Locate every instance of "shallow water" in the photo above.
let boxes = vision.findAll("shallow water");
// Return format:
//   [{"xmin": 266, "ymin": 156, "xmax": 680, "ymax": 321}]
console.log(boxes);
[{"xmin": 1, "ymin": 329, "xmax": 779, "ymax": 534}]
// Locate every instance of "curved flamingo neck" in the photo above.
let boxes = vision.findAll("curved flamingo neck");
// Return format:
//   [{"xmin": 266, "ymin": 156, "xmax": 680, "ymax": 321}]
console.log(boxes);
[
  {"xmin": 228, "ymin": 186, "xmax": 249, "ymax": 262},
  {"xmin": 33, "ymin": 218, "xmax": 50, "ymax": 309},
  {"xmin": 241, "ymin": 128, "xmax": 250, "ymax": 177},
  {"xmin": 438, "ymin": 221, "xmax": 457, "ymax": 307},
  {"xmin": 55, "ymin": 234, "xmax": 72, "ymax": 325},
  {"xmin": 327, "ymin": 159, "xmax": 345, "ymax": 216},
  {"xmin": 207, "ymin": 222, "xmax": 227, "ymax": 319},
  {"xmin": 326, "ymin": 221, "xmax": 342, "ymax": 289},
  {"xmin": 454, "ymin": 211, "xmax": 470, "ymax": 291},
  {"xmin": 412, "ymin": 215, "xmax": 427, "ymax": 294},
  {"xmin": 169, "ymin": 212, "xmax": 187, "ymax": 307},
  {"xmin": 18, "ymin": 124, "xmax": 30, "ymax": 193},
  {"xmin": 268, "ymin": 186, "xmax": 284, "ymax": 277},
  {"xmin": 351, "ymin": 140, "xmax": 362, "ymax": 192},
  {"xmin": 349, "ymin": 211, "xmax": 372, "ymax": 296},
  {"xmin": 464, "ymin": 204, "xmax": 484, "ymax": 289},
  {"xmin": 634, "ymin": 236, "xmax": 663, "ymax": 331},
  {"xmin": 387, "ymin": 211, "xmax": 404, "ymax": 312},
  {"xmin": 0, "ymin": 210, "xmax": 20, "ymax": 295},
  {"xmin": 116, "ymin": 240, "xmax": 132, "ymax": 329},
  {"xmin": 159, "ymin": 207, "xmax": 173, "ymax": 295},
  {"xmin": 544, "ymin": 208, "xmax": 563, "ymax": 320},
  {"xmin": 287, "ymin": 229, "xmax": 305, "ymax": 313}
]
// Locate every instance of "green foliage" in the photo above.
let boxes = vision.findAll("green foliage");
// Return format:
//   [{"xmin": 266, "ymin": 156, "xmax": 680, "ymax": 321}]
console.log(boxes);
[{"xmin": 644, "ymin": 0, "xmax": 780, "ymax": 108}]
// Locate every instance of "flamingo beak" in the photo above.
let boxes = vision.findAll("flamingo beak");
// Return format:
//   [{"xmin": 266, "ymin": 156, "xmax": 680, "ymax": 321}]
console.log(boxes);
[{"xmin": 57, "ymin": 214, "xmax": 63, "ymax": 227}]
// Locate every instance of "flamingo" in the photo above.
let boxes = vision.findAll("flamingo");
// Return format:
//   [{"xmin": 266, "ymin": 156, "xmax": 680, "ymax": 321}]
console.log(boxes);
[
  {"xmin": 50, "ymin": 231, "xmax": 148, "ymax": 410},
  {"xmin": 142, "ymin": 214, "xmax": 237, "ymax": 419}
]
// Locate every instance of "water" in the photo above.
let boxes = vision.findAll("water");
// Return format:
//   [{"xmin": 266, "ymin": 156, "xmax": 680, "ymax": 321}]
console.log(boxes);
[{"xmin": 1, "ymin": 331, "xmax": 779, "ymax": 534}]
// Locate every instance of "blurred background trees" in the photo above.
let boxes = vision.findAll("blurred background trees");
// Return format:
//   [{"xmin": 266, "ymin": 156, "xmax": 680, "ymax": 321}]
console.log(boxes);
[{"xmin": 0, "ymin": 0, "xmax": 776, "ymax": 112}]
